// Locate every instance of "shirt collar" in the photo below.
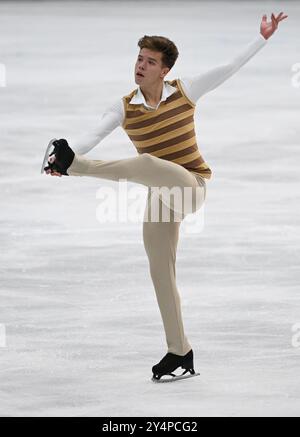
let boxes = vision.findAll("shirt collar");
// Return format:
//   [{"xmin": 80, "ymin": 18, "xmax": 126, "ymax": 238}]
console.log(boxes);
[{"xmin": 129, "ymin": 81, "xmax": 177, "ymax": 109}]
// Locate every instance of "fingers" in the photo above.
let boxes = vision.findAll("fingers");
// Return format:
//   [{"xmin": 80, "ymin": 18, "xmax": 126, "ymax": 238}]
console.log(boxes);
[
  {"xmin": 275, "ymin": 12, "xmax": 288, "ymax": 22},
  {"xmin": 278, "ymin": 14, "xmax": 288, "ymax": 22},
  {"xmin": 271, "ymin": 11, "xmax": 288, "ymax": 25},
  {"xmin": 276, "ymin": 12, "xmax": 284, "ymax": 21},
  {"xmin": 271, "ymin": 13, "xmax": 278, "ymax": 28},
  {"xmin": 44, "ymin": 168, "xmax": 61, "ymax": 176}
]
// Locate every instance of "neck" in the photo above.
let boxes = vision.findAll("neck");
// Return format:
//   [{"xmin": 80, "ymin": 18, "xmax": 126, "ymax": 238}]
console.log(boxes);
[{"xmin": 140, "ymin": 80, "xmax": 164, "ymax": 106}]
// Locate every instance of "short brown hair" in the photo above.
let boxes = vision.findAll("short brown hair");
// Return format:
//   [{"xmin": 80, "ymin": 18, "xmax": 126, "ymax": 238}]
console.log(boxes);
[{"xmin": 137, "ymin": 35, "xmax": 179, "ymax": 70}]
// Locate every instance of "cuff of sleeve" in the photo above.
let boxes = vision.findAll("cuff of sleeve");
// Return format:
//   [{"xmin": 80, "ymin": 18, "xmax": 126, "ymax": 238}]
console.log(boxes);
[{"xmin": 258, "ymin": 32, "xmax": 268, "ymax": 44}]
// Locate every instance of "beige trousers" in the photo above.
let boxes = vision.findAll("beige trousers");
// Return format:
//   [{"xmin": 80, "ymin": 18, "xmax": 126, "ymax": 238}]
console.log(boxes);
[{"xmin": 68, "ymin": 152, "xmax": 206, "ymax": 356}]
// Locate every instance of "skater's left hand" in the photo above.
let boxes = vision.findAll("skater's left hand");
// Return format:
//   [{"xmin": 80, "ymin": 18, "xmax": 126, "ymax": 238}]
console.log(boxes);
[{"xmin": 260, "ymin": 12, "xmax": 288, "ymax": 40}]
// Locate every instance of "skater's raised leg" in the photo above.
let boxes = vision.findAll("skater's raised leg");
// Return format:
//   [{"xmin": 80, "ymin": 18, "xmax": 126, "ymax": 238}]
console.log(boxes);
[{"xmin": 43, "ymin": 139, "xmax": 206, "ymax": 216}]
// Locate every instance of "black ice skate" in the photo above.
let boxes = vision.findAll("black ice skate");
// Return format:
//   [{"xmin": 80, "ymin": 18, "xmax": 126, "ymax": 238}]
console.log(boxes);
[
  {"xmin": 41, "ymin": 138, "xmax": 75, "ymax": 176},
  {"xmin": 151, "ymin": 349, "xmax": 200, "ymax": 383}
]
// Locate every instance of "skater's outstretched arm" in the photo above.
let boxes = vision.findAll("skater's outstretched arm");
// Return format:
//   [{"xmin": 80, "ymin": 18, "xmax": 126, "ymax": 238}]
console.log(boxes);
[
  {"xmin": 180, "ymin": 12, "xmax": 288, "ymax": 104},
  {"xmin": 67, "ymin": 99, "xmax": 124, "ymax": 155}
]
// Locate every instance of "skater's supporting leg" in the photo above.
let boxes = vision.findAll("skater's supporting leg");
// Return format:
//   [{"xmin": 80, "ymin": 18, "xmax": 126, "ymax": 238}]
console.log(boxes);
[
  {"xmin": 143, "ymin": 189, "xmax": 192, "ymax": 356},
  {"xmin": 151, "ymin": 349, "xmax": 200, "ymax": 382}
]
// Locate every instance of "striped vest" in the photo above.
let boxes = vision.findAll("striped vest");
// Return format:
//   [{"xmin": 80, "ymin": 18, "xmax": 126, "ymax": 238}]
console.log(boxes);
[{"xmin": 122, "ymin": 78, "xmax": 212, "ymax": 179}]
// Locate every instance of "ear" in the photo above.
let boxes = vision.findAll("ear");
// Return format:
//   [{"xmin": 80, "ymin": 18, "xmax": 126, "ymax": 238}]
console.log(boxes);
[{"xmin": 161, "ymin": 67, "xmax": 170, "ymax": 78}]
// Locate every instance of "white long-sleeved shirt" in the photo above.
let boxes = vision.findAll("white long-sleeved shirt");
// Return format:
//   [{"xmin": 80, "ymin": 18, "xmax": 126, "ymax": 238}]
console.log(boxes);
[{"xmin": 71, "ymin": 33, "xmax": 267, "ymax": 155}]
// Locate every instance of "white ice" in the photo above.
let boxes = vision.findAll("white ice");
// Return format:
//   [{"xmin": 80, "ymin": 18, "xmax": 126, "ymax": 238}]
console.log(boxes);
[{"xmin": 0, "ymin": 0, "xmax": 299, "ymax": 417}]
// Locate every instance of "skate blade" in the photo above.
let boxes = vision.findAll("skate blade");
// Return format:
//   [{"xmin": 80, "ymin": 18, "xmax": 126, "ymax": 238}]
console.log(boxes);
[
  {"xmin": 151, "ymin": 372, "xmax": 200, "ymax": 383},
  {"xmin": 41, "ymin": 138, "xmax": 57, "ymax": 174}
]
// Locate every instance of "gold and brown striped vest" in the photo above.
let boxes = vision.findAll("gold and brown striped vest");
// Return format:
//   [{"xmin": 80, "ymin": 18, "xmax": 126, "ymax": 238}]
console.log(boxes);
[{"xmin": 122, "ymin": 78, "xmax": 212, "ymax": 179}]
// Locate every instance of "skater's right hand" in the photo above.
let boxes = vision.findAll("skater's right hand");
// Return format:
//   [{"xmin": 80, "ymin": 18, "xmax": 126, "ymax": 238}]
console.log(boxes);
[{"xmin": 45, "ymin": 168, "xmax": 62, "ymax": 177}]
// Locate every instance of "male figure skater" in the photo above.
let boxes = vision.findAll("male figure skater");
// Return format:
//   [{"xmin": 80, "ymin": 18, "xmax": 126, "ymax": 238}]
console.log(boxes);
[{"xmin": 42, "ymin": 12, "xmax": 287, "ymax": 382}]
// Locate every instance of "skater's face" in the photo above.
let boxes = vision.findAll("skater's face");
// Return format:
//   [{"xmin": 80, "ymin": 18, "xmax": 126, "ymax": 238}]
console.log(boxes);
[{"xmin": 135, "ymin": 48, "xmax": 170, "ymax": 86}]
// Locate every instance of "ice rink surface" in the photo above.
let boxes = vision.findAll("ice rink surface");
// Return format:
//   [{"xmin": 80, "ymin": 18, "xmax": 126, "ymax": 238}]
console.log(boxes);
[{"xmin": 0, "ymin": 0, "xmax": 299, "ymax": 417}]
